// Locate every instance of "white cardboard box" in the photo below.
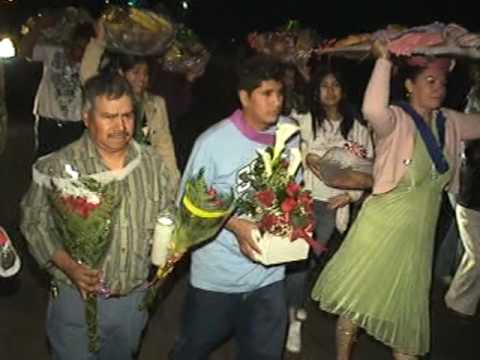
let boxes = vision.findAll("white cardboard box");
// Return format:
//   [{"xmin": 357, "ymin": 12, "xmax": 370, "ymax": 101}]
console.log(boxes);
[{"xmin": 251, "ymin": 230, "xmax": 309, "ymax": 265}]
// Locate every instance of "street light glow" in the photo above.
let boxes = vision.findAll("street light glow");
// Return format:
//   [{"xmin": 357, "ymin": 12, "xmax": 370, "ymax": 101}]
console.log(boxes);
[{"xmin": 0, "ymin": 38, "xmax": 15, "ymax": 59}]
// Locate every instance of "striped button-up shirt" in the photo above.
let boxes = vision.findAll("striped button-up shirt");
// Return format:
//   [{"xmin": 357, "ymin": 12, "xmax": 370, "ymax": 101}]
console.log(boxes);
[{"xmin": 21, "ymin": 133, "xmax": 177, "ymax": 295}]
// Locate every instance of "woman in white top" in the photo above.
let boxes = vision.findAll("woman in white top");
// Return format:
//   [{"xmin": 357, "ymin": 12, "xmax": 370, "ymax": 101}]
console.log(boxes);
[
  {"xmin": 297, "ymin": 67, "xmax": 374, "ymax": 242},
  {"xmin": 285, "ymin": 66, "xmax": 373, "ymax": 353}
]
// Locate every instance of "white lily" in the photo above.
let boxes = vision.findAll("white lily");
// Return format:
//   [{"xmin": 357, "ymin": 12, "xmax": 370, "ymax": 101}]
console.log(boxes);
[
  {"xmin": 287, "ymin": 148, "xmax": 302, "ymax": 176},
  {"xmin": 273, "ymin": 123, "xmax": 299, "ymax": 161},
  {"xmin": 257, "ymin": 148, "xmax": 272, "ymax": 177}
]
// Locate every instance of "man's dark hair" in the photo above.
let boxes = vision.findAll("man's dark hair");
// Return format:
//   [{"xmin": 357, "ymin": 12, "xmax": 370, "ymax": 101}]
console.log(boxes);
[
  {"xmin": 237, "ymin": 55, "xmax": 284, "ymax": 94},
  {"xmin": 82, "ymin": 72, "xmax": 135, "ymax": 113}
]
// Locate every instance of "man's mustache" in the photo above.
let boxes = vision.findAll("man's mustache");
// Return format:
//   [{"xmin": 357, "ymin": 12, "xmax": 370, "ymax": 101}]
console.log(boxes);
[{"xmin": 108, "ymin": 131, "xmax": 131, "ymax": 138}]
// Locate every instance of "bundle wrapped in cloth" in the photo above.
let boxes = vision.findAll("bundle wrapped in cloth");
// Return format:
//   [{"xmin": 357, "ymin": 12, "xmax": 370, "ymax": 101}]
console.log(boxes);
[
  {"xmin": 101, "ymin": 6, "xmax": 175, "ymax": 55},
  {"xmin": 21, "ymin": 6, "xmax": 93, "ymax": 46},
  {"xmin": 308, "ymin": 144, "xmax": 373, "ymax": 182},
  {"xmin": 307, "ymin": 144, "xmax": 373, "ymax": 233},
  {"xmin": 317, "ymin": 22, "xmax": 480, "ymax": 59},
  {"xmin": 162, "ymin": 24, "xmax": 210, "ymax": 76}
]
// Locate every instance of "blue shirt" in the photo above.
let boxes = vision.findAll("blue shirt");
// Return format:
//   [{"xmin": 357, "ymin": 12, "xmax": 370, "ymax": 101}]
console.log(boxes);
[{"xmin": 181, "ymin": 112, "xmax": 297, "ymax": 293}]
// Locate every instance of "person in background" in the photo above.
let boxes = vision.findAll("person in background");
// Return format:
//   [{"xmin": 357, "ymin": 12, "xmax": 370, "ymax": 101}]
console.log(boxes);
[
  {"xmin": 80, "ymin": 20, "xmax": 180, "ymax": 183},
  {"xmin": 285, "ymin": 66, "xmax": 373, "ymax": 353},
  {"xmin": 445, "ymin": 64, "xmax": 480, "ymax": 318},
  {"xmin": 20, "ymin": 73, "xmax": 176, "ymax": 360},
  {"xmin": 149, "ymin": 60, "xmax": 204, "ymax": 171},
  {"xmin": 20, "ymin": 15, "xmax": 94, "ymax": 157},
  {"xmin": 311, "ymin": 39, "xmax": 480, "ymax": 360}
]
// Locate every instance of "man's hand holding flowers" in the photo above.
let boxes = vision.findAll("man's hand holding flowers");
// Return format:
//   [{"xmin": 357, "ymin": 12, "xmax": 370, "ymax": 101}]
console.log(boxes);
[{"xmin": 52, "ymin": 249, "xmax": 101, "ymax": 299}]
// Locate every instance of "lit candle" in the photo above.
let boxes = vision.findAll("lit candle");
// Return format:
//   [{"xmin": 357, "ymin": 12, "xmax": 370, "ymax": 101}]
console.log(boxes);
[{"xmin": 151, "ymin": 216, "xmax": 175, "ymax": 267}]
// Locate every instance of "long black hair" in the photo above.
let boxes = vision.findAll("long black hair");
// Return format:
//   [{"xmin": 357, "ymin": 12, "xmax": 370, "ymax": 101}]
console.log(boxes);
[{"xmin": 309, "ymin": 67, "xmax": 361, "ymax": 140}]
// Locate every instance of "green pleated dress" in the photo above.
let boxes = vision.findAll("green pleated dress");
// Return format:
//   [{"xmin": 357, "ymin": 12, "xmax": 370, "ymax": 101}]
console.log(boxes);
[{"xmin": 311, "ymin": 128, "xmax": 451, "ymax": 356}]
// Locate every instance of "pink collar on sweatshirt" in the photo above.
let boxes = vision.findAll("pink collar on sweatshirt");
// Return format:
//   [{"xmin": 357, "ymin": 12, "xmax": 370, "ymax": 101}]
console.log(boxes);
[{"xmin": 230, "ymin": 109, "xmax": 275, "ymax": 145}]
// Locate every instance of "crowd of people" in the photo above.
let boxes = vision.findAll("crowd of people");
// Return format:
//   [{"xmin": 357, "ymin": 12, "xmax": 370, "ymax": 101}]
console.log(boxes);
[{"xmin": 2, "ymin": 5, "xmax": 480, "ymax": 360}]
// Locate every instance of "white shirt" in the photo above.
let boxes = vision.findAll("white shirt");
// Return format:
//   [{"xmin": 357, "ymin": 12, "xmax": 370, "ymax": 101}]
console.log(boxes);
[{"xmin": 32, "ymin": 45, "xmax": 82, "ymax": 122}]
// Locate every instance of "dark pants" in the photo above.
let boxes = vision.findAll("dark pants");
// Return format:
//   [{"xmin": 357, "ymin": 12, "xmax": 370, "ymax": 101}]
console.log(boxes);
[
  {"xmin": 47, "ymin": 284, "xmax": 148, "ymax": 360},
  {"xmin": 285, "ymin": 200, "xmax": 337, "ymax": 308},
  {"xmin": 171, "ymin": 281, "xmax": 288, "ymax": 360},
  {"xmin": 36, "ymin": 117, "xmax": 84, "ymax": 157}
]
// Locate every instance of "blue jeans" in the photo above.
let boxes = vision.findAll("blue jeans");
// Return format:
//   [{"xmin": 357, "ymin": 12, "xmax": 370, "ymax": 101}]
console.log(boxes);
[
  {"xmin": 47, "ymin": 284, "xmax": 148, "ymax": 360},
  {"xmin": 285, "ymin": 200, "xmax": 336, "ymax": 308},
  {"xmin": 171, "ymin": 281, "xmax": 288, "ymax": 360}
]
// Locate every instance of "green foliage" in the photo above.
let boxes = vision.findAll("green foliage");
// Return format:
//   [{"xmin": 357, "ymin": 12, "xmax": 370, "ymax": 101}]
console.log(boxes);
[
  {"xmin": 173, "ymin": 168, "xmax": 235, "ymax": 251},
  {"xmin": 236, "ymin": 148, "xmax": 293, "ymax": 219},
  {"xmin": 48, "ymin": 177, "xmax": 122, "ymax": 352}
]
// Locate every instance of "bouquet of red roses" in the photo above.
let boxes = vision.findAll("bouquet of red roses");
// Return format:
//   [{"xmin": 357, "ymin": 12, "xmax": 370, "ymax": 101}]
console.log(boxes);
[
  {"xmin": 236, "ymin": 123, "xmax": 323, "ymax": 265},
  {"xmin": 48, "ymin": 176, "xmax": 121, "ymax": 353}
]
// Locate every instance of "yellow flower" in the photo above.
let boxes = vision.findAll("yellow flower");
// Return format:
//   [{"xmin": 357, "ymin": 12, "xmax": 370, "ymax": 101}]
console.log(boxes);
[
  {"xmin": 257, "ymin": 148, "xmax": 272, "ymax": 177},
  {"xmin": 273, "ymin": 123, "xmax": 299, "ymax": 161},
  {"xmin": 287, "ymin": 148, "xmax": 302, "ymax": 176}
]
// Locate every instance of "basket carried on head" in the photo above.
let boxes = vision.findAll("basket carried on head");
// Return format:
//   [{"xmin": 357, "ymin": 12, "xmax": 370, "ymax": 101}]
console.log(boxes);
[
  {"xmin": 317, "ymin": 23, "xmax": 480, "ymax": 60},
  {"xmin": 101, "ymin": 6, "xmax": 176, "ymax": 56},
  {"xmin": 162, "ymin": 24, "xmax": 210, "ymax": 76},
  {"xmin": 21, "ymin": 6, "xmax": 93, "ymax": 47}
]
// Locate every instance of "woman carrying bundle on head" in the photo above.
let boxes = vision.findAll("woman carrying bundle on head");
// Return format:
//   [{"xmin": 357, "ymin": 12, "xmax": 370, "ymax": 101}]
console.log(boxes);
[{"xmin": 311, "ymin": 37, "xmax": 480, "ymax": 359}]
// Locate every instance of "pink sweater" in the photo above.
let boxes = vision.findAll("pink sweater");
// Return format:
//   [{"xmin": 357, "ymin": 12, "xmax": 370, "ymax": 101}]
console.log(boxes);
[{"xmin": 362, "ymin": 58, "xmax": 480, "ymax": 194}]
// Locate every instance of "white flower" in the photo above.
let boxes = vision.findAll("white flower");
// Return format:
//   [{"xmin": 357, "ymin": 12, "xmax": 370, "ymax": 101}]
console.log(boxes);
[
  {"xmin": 273, "ymin": 123, "xmax": 299, "ymax": 161},
  {"xmin": 287, "ymin": 148, "xmax": 302, "ymax": 176},
  {"xmin": 53, "ymin": 178, "xmax": 101, "ymax": 205},
  {"xmin": 257, "ymin": 148, "xmax": 272, "ymax": 177},
  {"xmin": 64, "ymin": 164, "xmax": 79, "ymax": 180}
]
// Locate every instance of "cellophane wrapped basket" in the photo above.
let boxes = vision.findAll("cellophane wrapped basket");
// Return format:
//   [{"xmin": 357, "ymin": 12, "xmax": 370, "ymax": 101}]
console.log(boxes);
[
  {"xmin": 102, "ymin": 6, "xmax": 176, "ymax": 56},
  {"xmin": 162, "ymin": 24, "xmax": 210, "ymax": 76},
  {"xmin": 21, "ymin": 7, "xmax": 93, "ymax": 46}
]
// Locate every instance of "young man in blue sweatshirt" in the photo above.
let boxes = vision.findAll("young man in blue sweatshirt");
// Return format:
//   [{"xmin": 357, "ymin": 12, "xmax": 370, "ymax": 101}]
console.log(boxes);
[{"xmin": 171, "ymin": 55, "xmax": 293, "ymax": 360}]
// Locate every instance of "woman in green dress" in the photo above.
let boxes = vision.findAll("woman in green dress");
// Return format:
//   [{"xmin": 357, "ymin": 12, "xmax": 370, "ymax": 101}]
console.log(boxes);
[{"xmin": 311, "ymin": 41, "xmax": 480, "ymax": 359}]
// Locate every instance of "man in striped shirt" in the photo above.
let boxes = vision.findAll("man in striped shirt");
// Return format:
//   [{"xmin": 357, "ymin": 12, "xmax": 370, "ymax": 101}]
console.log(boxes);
[{"xmin": 21, "ymin": 73, "xmax": 176, "ymax": 360}]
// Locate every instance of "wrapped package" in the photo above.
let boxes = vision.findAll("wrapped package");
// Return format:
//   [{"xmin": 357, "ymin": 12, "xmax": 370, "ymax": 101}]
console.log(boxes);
[
  {"xmin": 312, "ymin": 145, "xmax": 373, "ymax": 182},
  {"xmin": 162, "ymin": 24, "xmax": 210, "ymax": 76},
  {"xmin": 21, "ymin": 7, "xmax": 93, "ymax": 46},
  {"xmin": 102, "ymin": 6, "xmax": 175, "ymax": 56},
  {"xmin": 317, "ymin": 22, "xmax": 480, "ymax": 59}
]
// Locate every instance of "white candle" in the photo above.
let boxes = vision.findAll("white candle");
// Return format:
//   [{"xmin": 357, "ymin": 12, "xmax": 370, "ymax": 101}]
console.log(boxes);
[{"xmin": 151, "ymin": 216, "xmax": 175, "ymax": 267}]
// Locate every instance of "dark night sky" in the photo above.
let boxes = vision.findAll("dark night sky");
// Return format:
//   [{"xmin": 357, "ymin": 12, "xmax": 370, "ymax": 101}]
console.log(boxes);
[{"xmin": 0, "ymin": 0, "xmax": 478, "ymax": 43}]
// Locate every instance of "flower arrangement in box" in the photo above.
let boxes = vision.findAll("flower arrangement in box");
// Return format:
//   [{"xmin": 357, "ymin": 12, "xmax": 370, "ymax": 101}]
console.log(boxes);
[{"xmin": 236, "ymin": 123, "xmax": 323, "ymax": 265}]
